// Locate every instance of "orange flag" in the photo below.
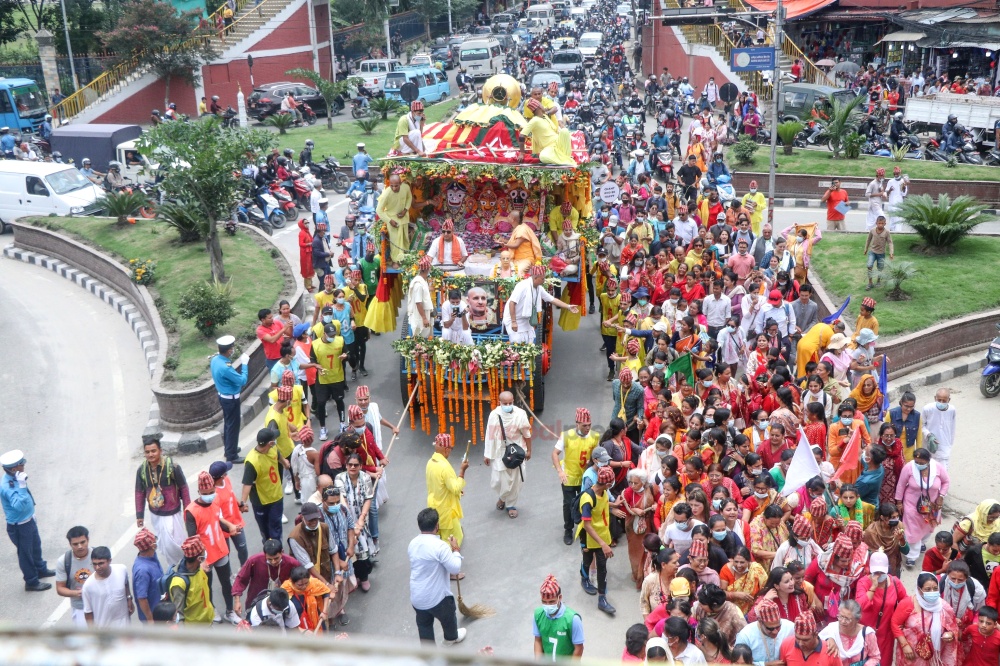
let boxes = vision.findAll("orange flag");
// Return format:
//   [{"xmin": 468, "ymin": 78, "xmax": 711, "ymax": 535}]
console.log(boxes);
[{"xmin": 831, "ymin": 427, "xmax": 861, "ymax": 482}]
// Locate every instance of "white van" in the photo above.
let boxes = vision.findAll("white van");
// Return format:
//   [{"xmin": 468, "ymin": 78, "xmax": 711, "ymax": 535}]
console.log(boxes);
[
  {"xmin": 356, "ymin": 59, "xmax": 401, "ymax": 92},
  {"xmin": 458, "ymin": 38, "xmax": 503, "ymax": 80},
  {"xmin": 578, "ymin": 31, "xmax": 603, "ymax": 57},
  {"xmin": 526, "ymin": 3, "xmax": 554, "ymax": 33},
  {"xmin": 0, "ymin": 161, "xmax": 104, "ymax": 231}
]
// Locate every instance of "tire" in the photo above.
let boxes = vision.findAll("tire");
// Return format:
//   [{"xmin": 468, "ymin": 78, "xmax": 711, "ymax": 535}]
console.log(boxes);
[
  {"xmin": 980, "ymin": 373, "xmax": 1000, "ymax": 398},
  {"xmin": 332, "ymin": 172, "xmax": 350, "ymax": 194},
  {"xmin": 269, "ymin": 211, "xmax": 287, "ymax": 229},
  {"xmin": 139, "ymin": 204, "xmax": 156, "ymax": 219},
  {"xmin": 258, "ymin": 219, "xmax": 273, "ymax": 235},
  {"xmin": 352, "ymin": 106, "xmax": 362, "ymax": 119},
  {"xmin": 441, "ymin": 92, "xmax": 449, "ymax": 102},
  {"xmin": 283, "ymin": 206, "xmax": 299, "ymax": 222},
  {"xmin": 305, "ymin": 115, "xmax": 317, "ymax": 125}
]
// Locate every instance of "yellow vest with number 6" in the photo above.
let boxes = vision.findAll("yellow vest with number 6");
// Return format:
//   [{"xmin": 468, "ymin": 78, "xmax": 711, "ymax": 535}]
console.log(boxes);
[
  {"xmin": 562, "ymin": 429, "xmax": 600, "ymax": 486},
  {"xmin": 246, "ymin": 446, "xmax": 282, "ymax": 505}
]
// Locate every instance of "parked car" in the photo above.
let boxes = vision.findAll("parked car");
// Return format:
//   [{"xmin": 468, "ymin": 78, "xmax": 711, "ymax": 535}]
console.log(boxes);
[
  {"xmin": 430, "ymin": 44, "xmax": 457, "ymax": 69},
  {"xmin": 779, "ymin": 83, "xmax": 857, "ymax": 121},
  {"xmin": 354, "ymin": 58, "xmax": 401, "ymax": 92},
  {"xmin": 247, "ymin": 82, "xmax": 326, "ymax": 121},
  {"xmin": 550, "ymin": 49, "xmax": 583, "ymax": 80}
]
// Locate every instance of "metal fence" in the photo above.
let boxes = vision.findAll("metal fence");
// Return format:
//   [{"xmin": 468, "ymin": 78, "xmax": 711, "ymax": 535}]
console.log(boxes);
[
  {"xmin": 333, "ymin": 9, "xmax": 464, "ymax": 62},
  {"xmin": 0, "ymin": 55, "xmax": 114, "ymax": 97}
]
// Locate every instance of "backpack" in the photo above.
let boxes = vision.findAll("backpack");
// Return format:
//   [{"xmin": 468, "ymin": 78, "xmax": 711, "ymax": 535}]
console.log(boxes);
[
  {"xmin": 245, "ymin": 589, "xmax": 273, "ymax": 622},
  {"xmin": 569, "ymin": 488, "xmax": 597, "ymax": 526},
  {"xmin": 157, "ymin": 563, "xmax": 193, "ymax": 607}
]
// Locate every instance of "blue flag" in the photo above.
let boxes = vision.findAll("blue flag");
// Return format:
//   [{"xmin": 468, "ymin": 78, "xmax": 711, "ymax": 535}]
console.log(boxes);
[
  {"xmin": 822, "ymin": 296, "xmax": 850, "ymax": 324},
  {"xmin": 878, "ymin": 354, "xmax": 889, "ymax": 419}
]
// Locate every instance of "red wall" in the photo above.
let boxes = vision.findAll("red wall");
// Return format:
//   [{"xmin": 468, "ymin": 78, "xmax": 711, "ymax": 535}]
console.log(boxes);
[
  {"xmin": 93, "ymin": 75, "xmax": 197, "ymax": 124},
  {"xmin": 205, "ymin": 50, "xmax": 315, "ymax": 100},
  {"xmin": 643, "ymin": 24, "xmax": 738, "ymax": 89},
  {"xmin": 246, "ymin": 4, "xmax": 309, "ymax": 52}
]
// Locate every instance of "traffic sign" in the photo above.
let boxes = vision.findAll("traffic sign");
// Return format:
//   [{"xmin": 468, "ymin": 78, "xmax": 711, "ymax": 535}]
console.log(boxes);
[{"xmin": 599, "ymin": 181, "xmax": 620, "ymax": 204}]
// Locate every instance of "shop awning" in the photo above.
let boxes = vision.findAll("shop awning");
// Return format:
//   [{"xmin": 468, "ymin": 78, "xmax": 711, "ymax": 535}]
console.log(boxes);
[
  {"xmin": 741, "ymin": 0, "xmax": 836, "ymax": 20},
  {"xmin": 877, "ymin": 31, "xmax": 926, "ymax": 43}
]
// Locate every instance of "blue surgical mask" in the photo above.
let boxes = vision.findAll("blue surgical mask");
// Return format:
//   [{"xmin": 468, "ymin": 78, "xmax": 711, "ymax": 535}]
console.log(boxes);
[
  {"xmin": 654, "ymin": 363, "xmax": 665, "ymax": 370},
  {"xmin": 638, "ymin": 299, "xmax": 648, "ymax": 307},
  {"xmin": 922, "ymin": 591, "xmax": 940, "ymax": 604},
  {"xmin": 702, "ymin": 380, "xmax": 714, "ymax": 388},
  {"xmin": 712, "ymin": 499, "xmax": 723, "ymax": 510},
  {"xmin": 336, "ymin": 297, "xmax": 345, "ymax": 305},
  {"xmin": 323, "ymin": 315, "xmax": 333, "ymax": 323},
  {"xmin": 656, "ymin": 449, "xmax": 669, "ymax": 459},
  {"xmin": 199, "ymin": 493, "xmax": 216, "ymax": 503},
  {"xmin": 754, "ymin": 491, "xmax": 769, "ymax": 499},
  {"xmin": 677, "ymin": 521, "xmax": 692, "ymax": 532},
  {"xmin": 501, "ymin": 404, "xmax": 514, "ymax": 414},
  {"xmin": 726, "ymin": 325, "xmax": 736, "ymax": 333},
  {"xmin": 326, "ymin": 504, "xmax": 341, "ymax": 514},
  {"xmin": 712, "ymin": 529, "xmax": 728, "ymax": 541},
  {"xmin": 758, "ymin": 420, "xmax": 770, "ymax": 429},
  {"xmin": 935, "ymin": 401, "xmax": 949, "ymax": 411},
  {"xmin": 542, "ymin": 603, "xmax": 560, "ymax": 616},
  {"xmin": 705, "ymin": 416, "xmax": 715, "ymax": 425},
  {"xmin": 946, "ymin": 578, "xmax": 964, "ymax": 589},
  {"xmin": 915, "ymin": 463, "xmax": 929, "ymax": 471},
  {"xmin": 877, "ymin": 573, "xmax": 888, "ymax": 583},
  {"xmin": 841, "ymin": 418, "xmax": 853, "ymax": 428}
]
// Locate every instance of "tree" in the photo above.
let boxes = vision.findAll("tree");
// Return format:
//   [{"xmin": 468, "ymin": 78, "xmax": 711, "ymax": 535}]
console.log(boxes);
[
  {"xmin": 98, "ymin": 0, "xmax": 217, "ymax": 109},
  {"xmin": 404, "ymin": 0, "xmax": 477, "ymax": 38},
  {"xmin": 13, "ymin": 0, "xmax": 54, "ymax": 34},
  {"xmin": 816, "ymin": 93, "xmax": 866, "ymax": 159},
  {"xmin": 0, "ymin": 0, "xmax": 22, "ymax": 47},
  {"xmin": 286, "ymin": 68, "xmax": 363, "ymax": 130},
  {"xmin": 136, "ymin": 119, "xmax": 276, "ymax": 281},
  {"xmin": 893, "ymin": 194, "xmax": 996, "ymax": 254}
]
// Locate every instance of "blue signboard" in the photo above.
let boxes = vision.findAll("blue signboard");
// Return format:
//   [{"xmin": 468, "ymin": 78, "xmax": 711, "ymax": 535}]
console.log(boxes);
[{"xmin": 731, "ymin": 47, "xmax": 776, "ymax": 72}]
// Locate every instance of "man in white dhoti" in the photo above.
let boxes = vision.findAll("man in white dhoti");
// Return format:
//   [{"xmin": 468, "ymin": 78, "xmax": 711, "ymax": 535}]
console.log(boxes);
[
  {"xmin": 392, "ymin": 100, "xmax": 425, "ymax": 156},
  {"xmin": 864, "ymin": 168, "xmax": 888, "ymax": 232},
  {"xmin": 883, "ymin": 166, "xmax": 908, "ymax": 232},
  {"xmin": 483, "ymin": 391, "xmax": 532, "ymax": 519},
  {"xmin": 502, "ymin": 264, "xmax": 578, "ymax": 343},
  {"xmin": 407, "ymin": 255, "xmax": 434, "ymax": 338}
]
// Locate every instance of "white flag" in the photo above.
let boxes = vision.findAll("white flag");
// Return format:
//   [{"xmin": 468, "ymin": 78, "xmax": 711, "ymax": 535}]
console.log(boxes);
[{"xmin": 780, "ymin": 429, "xmax": 822, "ymax": 497}]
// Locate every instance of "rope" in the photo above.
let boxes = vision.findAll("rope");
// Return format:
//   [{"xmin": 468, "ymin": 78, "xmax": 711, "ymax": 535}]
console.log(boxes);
[{"xmin": 514, "ymin": 386, "xmax": 559, "ymax": 439}]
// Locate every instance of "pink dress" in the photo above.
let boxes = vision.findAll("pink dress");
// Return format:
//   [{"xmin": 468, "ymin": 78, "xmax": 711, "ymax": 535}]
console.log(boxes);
[{"xmin": 894, "ymin": 461, "xmax": 950, "ymax": 547}]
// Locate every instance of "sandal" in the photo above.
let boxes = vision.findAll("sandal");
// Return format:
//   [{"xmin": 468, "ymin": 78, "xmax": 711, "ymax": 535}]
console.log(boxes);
[
  {"xmin": 450, "ymin": 573, "xmax": 465, "ymax": 581},
  {"xmin": 496, "ymin": 499, "xmax": 506, "ymax": 511},
  {"xmin": 508, "ymin": 507, "xmax": 518, "ymax": 519}
]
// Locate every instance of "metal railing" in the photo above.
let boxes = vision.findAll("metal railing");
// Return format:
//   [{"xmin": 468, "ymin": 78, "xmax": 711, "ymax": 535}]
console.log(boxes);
[
  {"xmin": 49, "ymin": 0, "xmax": 268, "ymax": 122},
  {"xmin": 706, "ymin": 23, "xmax": 772, "ymax": 100},
  {"xmin": 768, "ymin": 25, "xmax": 834, "ymax": 86}
]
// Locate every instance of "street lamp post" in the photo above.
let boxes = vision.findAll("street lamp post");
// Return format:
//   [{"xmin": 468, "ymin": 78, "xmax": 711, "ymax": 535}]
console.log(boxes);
[
  {"xmin": 58, "ymin": 0, "xmax": 78, "ymax": 90},
  {"xmin": 766, "ymin": 0, "xmax": 782, "ymax": 228}
]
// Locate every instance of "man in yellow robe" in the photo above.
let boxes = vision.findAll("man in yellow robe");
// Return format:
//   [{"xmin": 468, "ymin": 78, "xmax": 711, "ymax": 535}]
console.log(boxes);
[
  {"xmin": 425, "ymin": 433, "xmax": 469, "ymax": 546},
  {"xmin": 376, "ymin": 174, "xmax": 412, "ymax": 265}
]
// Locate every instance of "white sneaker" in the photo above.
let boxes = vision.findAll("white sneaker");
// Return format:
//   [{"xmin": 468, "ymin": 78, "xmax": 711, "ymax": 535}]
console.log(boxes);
[
  {"xmin": 319, "ymin": 427, "xmax": 328, "ymax": 440},
  {"xmin": 281, "ymin": 514, "xmax": 289, "ymax": 524},
  {"xmin": 213, "ymin": 611, "xmax": 222, "ymax": 623},
  {"xmin": 284, "ymin": 481, "xmax": 293, "ymax": 495},
  {"xmin": 442, "ymin": 627, "xmax": 467, "ymax": 646},
  {"xmin": 223, "ymin": 610, "xmax": 241, "ymax": 625}
]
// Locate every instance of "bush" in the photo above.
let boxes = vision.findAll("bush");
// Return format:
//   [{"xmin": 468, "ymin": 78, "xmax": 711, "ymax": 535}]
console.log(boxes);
[
  {"xmin": 842, "ymin": 132, "xmax": 864, "ymax": 159},
  {"xmin": 776, "ymin": 121, "xmax": 803, "ymax": 156},
  {"xmin": 265, "ymin": 113, "xmax": 295, "ymax": 135},
  {"xmin": 128, "ymin": 257, "xmax": 156, "ymax": 285},
  {"xmin": 890, "ymin": 145, "xmax": 909, "ymax": 162},
  {"xmin": 883, "ymin": 260, "xmax": 916, "ymax": 301},
  {"xmin": 369, "ymin": 96, "xmax": 403, "ymax": 120},
  {"xmin": 731, "ymin": 136, "xmax": 759, "ymax": 166},
  {"xmin": 355, "ymin": 117, "xmax": 381, "ymax": 135},
  {"xmin": 100, "ymin": 190, "xmax": 149, "ymax": 226},
  {"xmin": 177, "ymin": 280, "xmax": 236, "ymax": 336},
  {"xmin": 894, "ymin": 194, "xmax": 995, "ymax": 252},
  {"xmin": 157, "ymin": 200, "xmax": 206, "ymax": 242}
]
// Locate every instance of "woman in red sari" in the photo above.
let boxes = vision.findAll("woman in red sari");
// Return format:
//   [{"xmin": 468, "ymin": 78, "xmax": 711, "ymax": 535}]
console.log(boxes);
[
  {"xmin": 890, "ymin": 573, "xmax": 959, "ymax": 666},
  {"xmin": 803, "ymin": 402, "xmax": 828, "ymax": 453},
  {"xmin": 874, "ymin": 422, "xmax": 905, "ymax": 509}
]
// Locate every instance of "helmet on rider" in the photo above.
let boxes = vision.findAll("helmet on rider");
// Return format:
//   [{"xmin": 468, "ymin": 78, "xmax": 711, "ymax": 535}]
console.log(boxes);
[
  {"xmin": 44, "ymin": 114, "xmax": 52, "ymax": 121},
  {"xmin": 657, "ymin": 126, "xmax": 665, "ymax": 134},
  {"xmin": 152, "ymin": 110, "xmax": 160, "ymax": 116},
  {"xmin": 305, "ymin": 139, "xmax": 314, "ymax": 148},
  {"xmin": 283, "ymin": 148, "xmax": 294, "ymax": 159},
  {"xmin": 356, "ymin": 169, "xmax": 367, "ymax": 179},
  {"xmin": 108, "ymin": 161, "xmax": 121, "ymax": 171},
  {"xmin": 948, "ymin": 114, "xmax": 958, "ymax": 123},
  {"xmin": 665, "ymin": 108, "xmax": 675, "ymax": 118},
  {"xmin": 277, "ymin": 156, "xmax": 288, "ymax": 166},
  {"xmin": 168, "ymin": 103, "xmax": 177, "ymax": 109},
  {"xmin": 82, "ymin": 158, "xmax": 91, "ymax": 165},
  {"xmin": 954, "ymin": 124, "xmax": 965, "ymax": 134},
  {"xmin": 894, "ymin": 112, "xmax": 903, "ymax": 120}
]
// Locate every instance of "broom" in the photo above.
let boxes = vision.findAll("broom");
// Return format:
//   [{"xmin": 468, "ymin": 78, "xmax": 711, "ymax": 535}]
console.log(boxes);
[{"xmin": 454, "ymin": 439, "xmax": 495, "ymax": 619}]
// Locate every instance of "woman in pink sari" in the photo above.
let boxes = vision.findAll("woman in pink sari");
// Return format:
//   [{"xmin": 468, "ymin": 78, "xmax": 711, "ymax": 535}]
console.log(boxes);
[{"xmin": 890, "ymin": 573, "xmax": 959, "ymax": 666}]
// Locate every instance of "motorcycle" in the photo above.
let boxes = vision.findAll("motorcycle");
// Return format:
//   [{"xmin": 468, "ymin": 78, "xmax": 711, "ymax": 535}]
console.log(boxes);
[
  {"xmin": 321, "ymin": 156, "xmax": 351, "ymax": 194},
  {"xmin": 221, "ymin": 106, "xmax": 240, "ymax": 128},
  {"xmin": 956, "ymin": 139, "xmax": 984, "ymax": 165},
  {"xmin": 267, "ymin": 181, "xmax": 298, "ymax": 223},
  {"xmin": 981, "ymin": 323, "xmax": 1000, "ymax": 398},
  {"xmin": 924, "ymin": 137, "xmax": 950, "ymax": 162},
  {"xmin": 235, "ymin": 198, "xmax": 273, "ymax": 235},
  {"xmin": 715, "ymin": 173, "xmax": 735, "ymax": 204},
  {"xmin": 984, "ymin": 149, "xmax": 1000, "ymax": 167},
  {"xmin": 653, "ymin": 148, "xmax": 673, "ymax": 182},
  {"xmin": 351, "ymin": 97, "xmax": 372, "ymax": 119}
]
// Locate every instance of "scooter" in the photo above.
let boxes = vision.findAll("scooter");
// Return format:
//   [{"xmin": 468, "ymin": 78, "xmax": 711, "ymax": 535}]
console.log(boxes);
[
  {"xmin": 267, "ymin": 181, "xmax": 299, "ymax": 222},
  {"xmin": 253, "ymin": 186, "xmax": 287, "ymax": 229},
  {"xmin": 235, "ymin": 198, "xmax": 273, "ymax": 235},
  {"xmin": 980, "ymin": 323, "xmax": 1000, "ymax": 398}
]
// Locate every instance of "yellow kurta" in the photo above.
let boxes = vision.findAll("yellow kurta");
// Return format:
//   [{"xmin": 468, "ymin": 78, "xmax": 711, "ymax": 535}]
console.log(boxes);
[
  {"xmin": 742, "ymin": 192, "xmax": 767, "ymax": 236},
  {"xmin": 853, "ymin": 314, "xmax": 879, "ymax": 340},
  {"xmin": 796, "ymin": 322, "xmax": 834, "ymax": 378},
  {"xmin": 426, "ymin": 452, "xmax": 465, "ymax": 544},
  {"xmin": 376, "ymin": 183, "xmax": 412, "ymax": 263}
]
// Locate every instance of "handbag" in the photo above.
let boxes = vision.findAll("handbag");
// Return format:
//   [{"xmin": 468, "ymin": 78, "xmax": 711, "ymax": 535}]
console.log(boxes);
[{"xmin": 498, "ymin": 418, "xmax": 526, "ymax": 470}]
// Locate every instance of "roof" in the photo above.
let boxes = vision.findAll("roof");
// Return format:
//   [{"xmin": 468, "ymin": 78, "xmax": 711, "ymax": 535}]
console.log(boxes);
[
  {"xmin": 51, "ymin": 123, "xmax": 141, "ymax": 138},
  {"xmin": 877, "ymin": 31, "xmax": 926, "ymax": 43},
  {"xmin": 742, "ymin": 0, "xmax": 835, "ymax": 20},
  {"xmin": 0, "ymin": 161, "xmax": 83, "ymax": 176}
]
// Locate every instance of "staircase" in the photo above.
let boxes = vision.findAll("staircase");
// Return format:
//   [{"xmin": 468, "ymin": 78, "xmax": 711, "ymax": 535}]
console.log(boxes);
[{"xmin": 50, "ymin": 0, "xmax": 297, "ymax": 124}]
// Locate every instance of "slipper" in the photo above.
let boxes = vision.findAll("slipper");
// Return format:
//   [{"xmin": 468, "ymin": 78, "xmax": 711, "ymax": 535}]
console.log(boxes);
[
  {"xmin": 496, "ymin": 499, "xmax": 506, "ymax": 511},
  {"xmin": 450, "ymin": 573, "xmax": 465, "ymax": 581},
  {"xmin": 508, "ymin": 507, "xmax": 518, "ymax": 519}
]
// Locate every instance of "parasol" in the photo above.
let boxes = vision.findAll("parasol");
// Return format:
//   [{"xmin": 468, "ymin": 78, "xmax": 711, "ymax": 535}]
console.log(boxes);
[
  {"xmin": 832, "ymin": 61, "xmax": 861, "ymax": 74},
  {"xmin": 815, "ymin": 59, "xmax": 836, "ymax": 67}
]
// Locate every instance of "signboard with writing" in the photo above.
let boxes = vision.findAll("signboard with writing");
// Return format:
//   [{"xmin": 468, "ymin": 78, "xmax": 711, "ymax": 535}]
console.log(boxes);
[{"xmin": 731, "ymin": 47, "xmax": 775, "ymax": 72}]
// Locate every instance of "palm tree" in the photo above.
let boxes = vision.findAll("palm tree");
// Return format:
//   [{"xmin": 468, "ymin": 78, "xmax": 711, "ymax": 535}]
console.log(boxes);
[
  {"xmin": 286, "ymin": 68, "xmax": 365, "ymax": 130},
  {"xmin": 817, "ymin": 93, "xmax": 866, "ymax": 159},
  {"xmin": 894, "ymin": 194, "xmax": 995, "ymax": 253}
]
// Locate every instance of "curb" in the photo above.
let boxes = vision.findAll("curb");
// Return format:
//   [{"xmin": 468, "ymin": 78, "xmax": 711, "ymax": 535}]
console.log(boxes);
[
  {"xmin": 773, "ymin": 199, "xmax": 999, "ymax": 216},
  {"xmin": 3, "ymin": 243, "xmax": 270, "ymax": 456},
  {"xmin": 886, "ymin": 352, "xmax": 986, "ymax": 402}
]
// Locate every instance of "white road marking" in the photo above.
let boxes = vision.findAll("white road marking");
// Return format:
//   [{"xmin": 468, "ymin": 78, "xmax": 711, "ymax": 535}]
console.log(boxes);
[{"xmin": 107, "ymin": 342, "xmax": 130, "ymax": 462}]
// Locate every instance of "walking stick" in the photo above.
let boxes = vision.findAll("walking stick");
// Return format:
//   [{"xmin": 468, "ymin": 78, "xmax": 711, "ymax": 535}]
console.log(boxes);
[{"xmin": 514, "ymin": 387, "xmax": 559, "ymax": 439}]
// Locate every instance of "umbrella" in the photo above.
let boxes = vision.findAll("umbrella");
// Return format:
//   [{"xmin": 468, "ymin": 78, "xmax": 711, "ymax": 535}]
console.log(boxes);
[
  {"xmin": 815, "ymin": 58, "xmax": 836, "ymax": 67},
  {"xmin": 833, "ymin": 61, "xmax": 861, "ymax": 74}
]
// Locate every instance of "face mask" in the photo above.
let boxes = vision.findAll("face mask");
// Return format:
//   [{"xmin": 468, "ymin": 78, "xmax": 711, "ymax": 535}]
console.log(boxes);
[
  {"xmin": 712, "ymin": 499, "xmax": 723, "ymax": 510},
  {"xmin": 542, "ymin": 603, "xmax": 560, "ymax": 616},
  {"xmin": 750, "ymin": 188, "xmax": 757, "ymax": 194},
  {"xmin": 677, "ymin": 521, "xmax": 693, "ymax": 532},
  {"xmin": 702, "ymin": 380, "xmax": 714, "ymax": 388},
  {"xmin": 888, "ymin": 519, "xmax": 900, "ymax": 528},
  {"xmin": 501, "ymin": 404, "xmax": 514, "ymax": 413},
  {"xmin": 915, "ymin": 463, "xmax": 929, "ymax": 471},
  {"xmin": 726, "ymin": 325, "xmax": 736, "ymax": 333},
  {"xmin": 635, "ymin": 259, "xmax": 644, "ymax": 266},
  {"xmin": 754, "ymin": 491, "xmax": 769, "ymax": 499},
  {"xmin": 705, "ymin": 417, "xmax": 715, "ymax": 426},
  {"xmin": 758, "ymin": 420, "xmax": 770, "ymax": 429},
  {"xmin": 877, "ymin": 573, "xmax": 888, "ymax": 583},
  {"xmin": 947, "ymin": 578, "xmax": 964, "ymax": 589},
  {"xmin": 326, "ymin": 504, "xmax": 341, "ymax": 514},
  {"xmin": 713, "ymin": 529, "xmax": 728, "ymax": 540},
  {"xmin": 935, "ymin": 401, "xmax": 949, "ymax": 411},
  {"xmin": 841, "ymin": 418, "xmax": 853, "ymax": 428},
  {"xmin": 638, "ymin": 299, "xmax": 649, "ymax": 308},
  {"xmin": 922, "ymin": 591, "xmax": 941, "ymax": 605},
  {"xmin": 200, "ymin": 493, "xmax": 216, "ymax": 503},
  {"xmin": 354, "ymin": 426, "xmax": 366, "ymax": 435},
  {"xmin": 305, "ymin": 522, "xmax": 318, "ymax": 531},
  {"xmin": 670, "ymin": 298, "xmax": 679, "ymax": 304},
  {"xmin": 656, "ymin": 449, "xmax": 669, "ymax": 459},
  {"xmin": 336, "ymin": 298, "xmax": 345, "ymax": 305},
  {"xmin": 654, "ymin": 363, "xmax": 665, "ymax": 370}
]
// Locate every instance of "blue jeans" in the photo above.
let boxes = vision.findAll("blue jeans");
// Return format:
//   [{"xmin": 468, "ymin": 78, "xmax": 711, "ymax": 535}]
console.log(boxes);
[
  {"xmin": 265, "ymin": 359, "xmax": 278, "ymax": 372},
  {"xmin": 867, "ymin": 251, "xmax": 885, "ymax": 280},
  {"xmin": 7, "ymin": 519, "xmax": 46, "ymax": 585},
  {"xmin": 252, "ymin": 500, "xmax": 283, "ymax": 542}
]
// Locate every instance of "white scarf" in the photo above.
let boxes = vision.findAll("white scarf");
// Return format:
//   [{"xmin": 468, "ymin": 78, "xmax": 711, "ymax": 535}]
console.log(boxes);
[
  {"xmin": 819, "ymin": 624, "xmax": 869, "ymax": 659},
  {"xmin": 911, "ymin": 459, "xmax": 940, "ymax": 491},
  {"xmin": 915, "ymin": 592, "xmax": 944, "ymax": 651}
]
